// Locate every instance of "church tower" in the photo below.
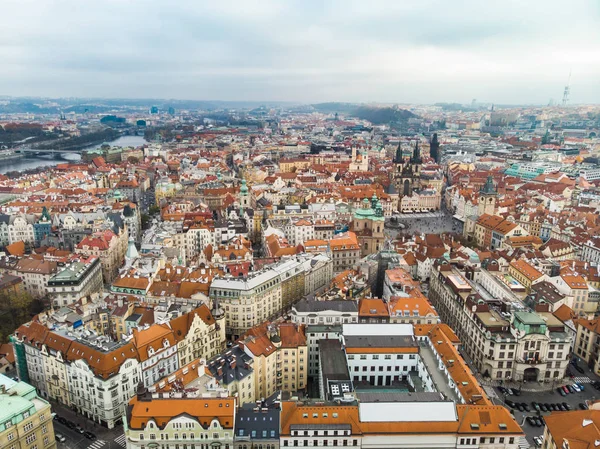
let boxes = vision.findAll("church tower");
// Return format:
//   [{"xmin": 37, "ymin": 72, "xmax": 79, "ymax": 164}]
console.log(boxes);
[
  {"xmin": 478, "ymin": 175, "xmax": 498, "ymax": 216},
  {"xmin": 240, "ymin": 179, "xmax": 250, "ymax": 211},
  {"xmin": 392, "ymin": 140, "xmax": 422, "ymax": 197}
]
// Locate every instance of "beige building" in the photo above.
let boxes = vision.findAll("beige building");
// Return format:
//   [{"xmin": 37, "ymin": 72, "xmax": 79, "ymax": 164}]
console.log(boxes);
[
  {"xmin": 329, "ymin": 231, "xmax": 361, "ymax": 273},
  {"xmin": 210, "ymin": 260, "xmax": 307, "ymax": 339},
  {"xmin": 429, "ymin": 262, "xmax": 572, "ymax": 382},
  {"xmin": 125, "ymin": 392, "xmax": 235, "ymax": 449},
  {"xmin": 172, "ymin": 304, "xmax": 226, "ymax": 368},
  {"xmin": 76, "ymin": 228, "xmax": 128, "ymax": 284},
  {"xmin": 0, "ymin": 375, "xmax": 56, "ymax": 449},
  {"xmin": 574, "ymin": 318, "xmax": 600, "ymax": 375},
  {"xmin": 241, "ymin": 322, "xmax": 308, "ymax": 397}
]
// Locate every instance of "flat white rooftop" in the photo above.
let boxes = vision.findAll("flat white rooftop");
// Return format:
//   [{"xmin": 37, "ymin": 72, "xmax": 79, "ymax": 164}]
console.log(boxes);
[
  {"xmin": 359, "ymin": 401, "xmax": 458, "ymax": 422},
  {"xmin": 342, "ymin": 323, "xmax": 413, "ymax": 337}
]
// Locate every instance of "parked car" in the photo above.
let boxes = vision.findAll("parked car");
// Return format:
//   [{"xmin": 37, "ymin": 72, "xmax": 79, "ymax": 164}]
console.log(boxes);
[
  {"xmin": 567, "ymin": 385, "xmax": 576, "ymax": 394},
  {"xmin": 498, "ymin": 386, "xmax": 508, "ymax": 395},
  {"xmin": 75, "ymin": 425, "xmax": 85, "ymax": 434},
  {"xmin": 534, "ymin": 436, "xmax": 543, "ymax": 447},
  {"xmin": 65, "ymin": 421, "xmax": 76, "ymax": 430},
  {"xmin": 572, "ymin": 384, "xmax": 581, "ymax": 393},
  {"xmin": 516, "ymin": 403, "xmax": 524, "ymax": 412},
  {"xmin": 534, "ymin": 417, "xmax": 544, "ymax": 427},
  {"xmin": 562, "ymin": 402, "xmax": 571, "ymax": 410},
  {"xmin": 53, "ymin": 414, "xmax": 59, "ymax": 421},
  {"xmin": 506, "ymin": 399, "xmax": 516, "ymax": 408},
  {"xmin": 577, "ymin": 383, "xmax": 585, "ymax": 391},
  {"xmin": 539, "ymin": 403, "xmax": 548, "ymax": 412},
  {"xmin": 55, "ymin": 434, "xmax": 66, "ymax": 443},
  {"xmin": 579, "ymin": 403, "xmax": 588, "ymax": 410},
  {"xmin": 57, "ymin": 417, "xmax": 67, "ymax": 425},
  {"xmin": 575, "ymin": 365, "xmax": 585, "ymax": 374},
  {"xmin": 526, "ymin": 417, "xmax": 536, "ymax": 426},
  {"xmin": 532, "ymin": 402, "xmax": 541, "ymax": 411},
  {"xmin": 557, "ymin": 387, "xmax": 566, "ymax": 396},
  {"xmin": 512, "ymin": 388, "xmax": 522, "ymax": 396},
  {"xmin": 562, "ymin": 385, "xmax": 570, "ymax": 394},
  {"xmin": 521, "ymin": 403, "xmax": 530, "ymax": 412}
]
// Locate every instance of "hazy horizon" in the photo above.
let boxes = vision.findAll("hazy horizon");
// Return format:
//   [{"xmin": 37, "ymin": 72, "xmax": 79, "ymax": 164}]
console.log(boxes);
[{"xmin": 2, "ymin": 0, "xmax": 600, "ymax": 105}]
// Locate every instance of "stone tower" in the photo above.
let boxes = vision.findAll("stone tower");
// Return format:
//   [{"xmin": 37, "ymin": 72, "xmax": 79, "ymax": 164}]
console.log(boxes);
[{"xmin": 478, "ymin": 175, "xmax": 498, "ymax": 216}]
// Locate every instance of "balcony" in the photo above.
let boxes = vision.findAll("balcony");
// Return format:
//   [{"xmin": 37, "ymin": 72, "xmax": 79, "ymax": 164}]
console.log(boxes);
[{"xmin": 517, "ymin": 358, "xmax": 545, "ymax": 365}]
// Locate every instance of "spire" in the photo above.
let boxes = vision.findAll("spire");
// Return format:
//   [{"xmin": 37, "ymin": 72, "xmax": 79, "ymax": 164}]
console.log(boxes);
[
  {"xmin": 394, "ymin": 142, "xmax": 403, "ymax": 164},
  {"xmin": 40, "ymin": 206, "xmax": 51, "ymax": 222},
  {"xmin": 430, "ymin": 133, "xmax": 440, "ymax": 163},
  {"xmin": 481, "ymin": 175, "xmax": 497, "ymax": 195},
  {"xmin": 125, "ymin": 237, "xmax": 139, "ymax": 260},
  {"xmin": 412, "ymin": 140, "xmax": 422, "ymax": 164},
  {"xmin": 371, "ymin": 192, "xmax": 378, "ymax": 210},
  {"xmin": 375, "ymin": 200, "xmax": 383, "ymax": 218}
]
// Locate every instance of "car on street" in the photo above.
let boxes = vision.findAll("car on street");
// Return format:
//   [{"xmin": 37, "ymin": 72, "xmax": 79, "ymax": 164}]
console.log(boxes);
[
  {"xmin": 512, "ymin": 388, "xmax": 521, "ymax": 396},
  {"xmin": 521, "ymin": 403, "xmax": 530, "ymax": 412},
  {"xmin": 579, "ymin": 403, "xmax": 588, "ymax": 410},
  {"xmin": 506, "ymin": 399, "xmax": 516, "ymax": 408},
  {"xmin": 534, "ymin": 436, "xmax": 543, "ymax": 447},
  {"xmin": 55, "ymin": 434, "xmax": 66, "ymax": 443},
  {"xmin": 567, "ymin": 385, "xmax": 576, "ymax": 394},
  {"xmin": 75, "ymin": 425, "xmax": 85, "ymax": 434},
  {"xmin": 539, "ymin": 403, "xmax": 548, "ymax": 412},
  {"xmin": 534, "ymin": 417, "xmax": 543, "ymax": 427},
  {"xmin": 562, "ymin": 385, "xmax": 570, "ymax": 394},
  {"xmin": 57, "ymin": 417, "xmax": 67, "ymax": 425},
  {"xmin": 66, "ymin": 420, "xmax": 76, "ymax": 430},
  {"xmin": 562, "ymin": 402, "xmax": 571, "ymax": 410},
  {"xmin": 572, "ymin": 384, "xmax": 581, "ymax": 393},
  {"xmin": 84, "ymin": 431, "xmax": 97, "ymax": 440},
  {"xmin": 577, "ymin": 383, "xmax": 585, "ymax": 391},
  {"xmin": 557, "ymin": 387, "xmax": 566, "ymax": 396},
  {"xmin": 532, "ymin": 402, "xmax": 541, "ymax": 411},
  {"xmin": 575, "ymin": 364, "xmax": 585, "ymax": 374}
]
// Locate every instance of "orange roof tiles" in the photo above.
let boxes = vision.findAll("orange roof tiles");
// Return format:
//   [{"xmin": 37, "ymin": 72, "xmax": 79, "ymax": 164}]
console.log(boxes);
[
  {"xmin": 358, "ymin": 298, "xmax": 389, "ymax": 318},
  {"xmin": 510, "ymin": 259, "xmax": 544, "ymax": 281},
  {"xmin": 128, "ymin": 396, "xmax": 235, "ymax": 430}
]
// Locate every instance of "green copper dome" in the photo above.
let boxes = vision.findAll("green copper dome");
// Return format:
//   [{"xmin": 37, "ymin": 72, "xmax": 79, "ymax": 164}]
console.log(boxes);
[
  {"xmin": 354, "ymin": 197, "xmax": 375, "ymax": 219},
  {"xmin": 240, "ymin": 179, "xmax": 249, "ymax": 195}
]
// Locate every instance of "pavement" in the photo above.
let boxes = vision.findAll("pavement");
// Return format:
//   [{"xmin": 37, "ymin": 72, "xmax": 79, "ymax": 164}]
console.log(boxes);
[
  {"xmin": 50, "ymin": 399, "xmax": 127, "ymax": 449},
  {"xmin": 386, "ymin": 210, "xmax": 459, "ymax": 238}
]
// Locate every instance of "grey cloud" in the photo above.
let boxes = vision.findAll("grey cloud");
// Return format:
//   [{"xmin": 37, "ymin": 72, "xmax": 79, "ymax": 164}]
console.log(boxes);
[{"xmin": 0, "ymin": 0, "xmax": 599, "ymax": 103}]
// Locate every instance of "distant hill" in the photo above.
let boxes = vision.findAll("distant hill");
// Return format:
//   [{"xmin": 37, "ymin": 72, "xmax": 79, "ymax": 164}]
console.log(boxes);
[
  {"xmin": 351, "ymin": 106, "xmax": 418, "ymax": 125},
  {"xmin": 310, "ymin": 102, "xmax": 359, "ymax": 114}
]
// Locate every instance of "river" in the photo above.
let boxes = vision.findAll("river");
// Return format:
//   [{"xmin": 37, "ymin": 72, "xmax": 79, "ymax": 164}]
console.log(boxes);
[{"xmin": 0, "ymin": 135, "xmax": 147, "ymax": 174}]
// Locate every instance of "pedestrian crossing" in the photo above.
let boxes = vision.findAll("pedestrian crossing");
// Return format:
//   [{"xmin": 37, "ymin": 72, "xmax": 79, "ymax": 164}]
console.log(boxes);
[
  {"xmin": 88, "ymin": 440, "xmax": 106, "ymax": 449},
  {"xmin": 518, "ymin": 435, "xmax": 530, "ymax": 449},
  {"xmin": 572, "ymin": 376, "xmax": 591, "ymax": 384},
  {"xmin": 114, "ymin": 434, "xmax": 127, "ymax": 447}
]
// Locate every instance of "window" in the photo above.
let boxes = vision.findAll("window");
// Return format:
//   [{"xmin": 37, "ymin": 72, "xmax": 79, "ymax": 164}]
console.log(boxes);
[
  {"xmin": 26, "ymin": 433, "xmax": 37, "ymax": 444},
  {"xmin": 24, "ymin": 421, "xmax": 34, "ymax": 432}
]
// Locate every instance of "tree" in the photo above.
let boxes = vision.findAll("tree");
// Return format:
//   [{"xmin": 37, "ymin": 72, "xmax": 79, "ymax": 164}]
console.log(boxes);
[
  {"xmin": 0, "ymin": 290, "xmax": 34, "ymax": 343},
  {"xmin": 148, "ymin": 205, "xmax": 161, "ymax": 215},
  {"xmin": 141, "ymin": 213, "xmax": 151, "ymax": 229}
]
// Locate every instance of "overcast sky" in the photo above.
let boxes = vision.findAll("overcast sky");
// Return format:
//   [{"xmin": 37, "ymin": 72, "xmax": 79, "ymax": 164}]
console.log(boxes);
[{"xmin": 2, "ymin": 0, "xmax": 600, "ymax": 104}]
